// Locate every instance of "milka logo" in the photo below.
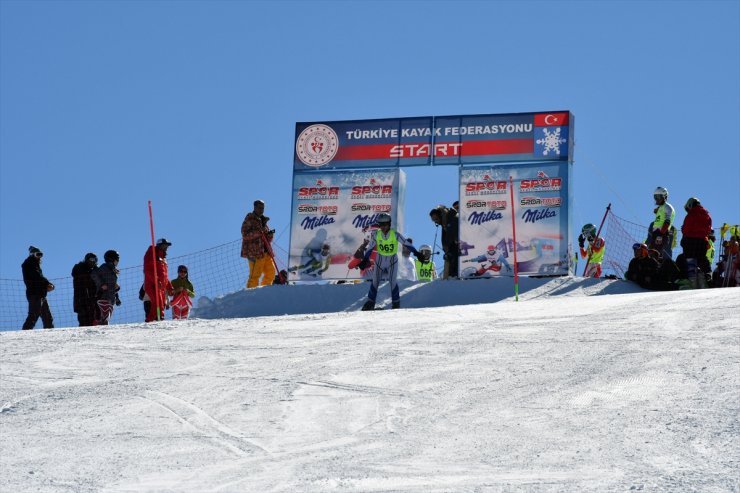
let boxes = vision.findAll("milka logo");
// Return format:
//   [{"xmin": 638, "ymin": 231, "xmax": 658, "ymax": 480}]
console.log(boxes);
[
  {"xmin": 300, "ymin": 215, "xmax": 335, "ymax": 230},
  {"xmin": 469, "ymin": 210, "xmax": 503, "ymax": 225},
  {"xmin": 522, "ymin": 208, "xmax": 557, "ymax": 224},
  {"xmin": 352, "ymin": 214, "xmax": 380, "ymax": 229}
]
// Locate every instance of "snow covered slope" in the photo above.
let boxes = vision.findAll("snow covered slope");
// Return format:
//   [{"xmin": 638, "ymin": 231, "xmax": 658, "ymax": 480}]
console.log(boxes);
[{"xmin": 1, "ymin": 280, "xmax": 738, "ymax": 492}]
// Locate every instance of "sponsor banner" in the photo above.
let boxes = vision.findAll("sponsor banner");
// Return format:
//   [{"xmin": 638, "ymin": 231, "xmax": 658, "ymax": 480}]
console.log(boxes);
[
  {"xmin": 458, "ymin": 162, "xmax": 572, "ymax": 278},
  {"xmin": 288, "ymin": 169, "xmax": 406, "ymax": 281},
  {"xmin": 294, "ymin": 111, "xmax": 573, "ymax": 170}
]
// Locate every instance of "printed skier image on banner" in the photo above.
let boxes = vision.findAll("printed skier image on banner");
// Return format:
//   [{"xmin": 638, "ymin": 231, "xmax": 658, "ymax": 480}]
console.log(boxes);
[
  {"xmin": 459, "ymin": 162, "xmax": 572, "ymax": 277},
  {"xmin": 288, "ymin": 169, "xmax": 406, "ymax": 281},
  {"xmin": 294, "ymin": 111, "xmax": 573, "ymax": 171}
]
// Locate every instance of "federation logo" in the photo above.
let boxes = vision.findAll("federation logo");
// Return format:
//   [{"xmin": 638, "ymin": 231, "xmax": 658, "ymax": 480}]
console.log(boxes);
[{"xmin": 296, "ymin": 124, "xmax": 339, "ymax": 167}]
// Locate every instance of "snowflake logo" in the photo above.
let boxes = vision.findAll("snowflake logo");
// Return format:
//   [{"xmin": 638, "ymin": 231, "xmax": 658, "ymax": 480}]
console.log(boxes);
[{"xmin": 536, "ymin": 128, "xmax": 567, "ymax": 156}]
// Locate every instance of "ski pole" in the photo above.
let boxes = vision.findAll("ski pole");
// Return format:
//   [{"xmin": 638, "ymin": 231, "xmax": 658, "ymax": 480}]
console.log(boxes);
[{"xmin": 262, "ymin": 230, "xmax": 285, "ymax": 284}]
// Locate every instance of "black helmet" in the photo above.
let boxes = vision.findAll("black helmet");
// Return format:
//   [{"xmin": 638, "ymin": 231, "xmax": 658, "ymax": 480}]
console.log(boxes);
[
  {"xmin": 376, "ymin": 213, "xmax": 392, "ymax": 225},
  {"xmin": 104, "ymin": 250, "xmax": 120, "ymax": 263},
  {"xmin": 84, "ymin": 252, "xmax": 98, "ymax": 263}
]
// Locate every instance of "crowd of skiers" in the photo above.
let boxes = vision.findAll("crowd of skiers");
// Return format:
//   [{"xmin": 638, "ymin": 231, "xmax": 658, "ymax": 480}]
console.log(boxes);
[
  {"xmin": 20, "ymin": 238, "xmax": 196, "ymax": 330},
  {"xmin": 556, "ymin": 186, "xmax": 738, "ymax": 291}
]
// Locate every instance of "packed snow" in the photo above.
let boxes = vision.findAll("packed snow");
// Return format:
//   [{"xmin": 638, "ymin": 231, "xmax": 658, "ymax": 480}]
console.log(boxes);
[{"xmin": 1, "ymin": 277, "xmax": 738, "ymax": 492}]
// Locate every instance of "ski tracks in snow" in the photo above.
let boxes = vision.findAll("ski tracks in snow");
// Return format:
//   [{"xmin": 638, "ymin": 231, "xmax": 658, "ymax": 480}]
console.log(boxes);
[{"xmin": 139, "ymin": 390, "xmax": 270, "ymax": 457}]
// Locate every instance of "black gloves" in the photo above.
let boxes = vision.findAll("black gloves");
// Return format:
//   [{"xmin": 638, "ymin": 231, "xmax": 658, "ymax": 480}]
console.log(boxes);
[
  {"xmin": 115, "ymin": 294, "xmax": 122, "ymax": 306},
  {"xmin": 357, "ymin": 259, "xmax": 370, "ymax": 270},
  {"xmin": 578, "ymin": 234, "xmax": 585, "ymax": 248}
]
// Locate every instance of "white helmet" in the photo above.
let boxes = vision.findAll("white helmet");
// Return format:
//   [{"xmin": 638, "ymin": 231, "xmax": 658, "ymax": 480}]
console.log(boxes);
[
  {"xmin": 654, "ymin": 186, "xmax": 668, "ymax": 200},
  {"xmin": 419, "ymin": 244, "xmax": 432, "ymax": 261}
]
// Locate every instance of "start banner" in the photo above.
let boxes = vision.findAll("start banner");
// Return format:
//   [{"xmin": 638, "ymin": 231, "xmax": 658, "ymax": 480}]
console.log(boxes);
[
  {"xmin": 294, "ymin": 111, "xmax": 573, "ymax": 171},
  {"xmin": 287, "ymin": 169, "xmax": 406, "ymax": 281},
  {"xmin": 458, "ymin": 161, "xmax": 573, "ymax": 278}
]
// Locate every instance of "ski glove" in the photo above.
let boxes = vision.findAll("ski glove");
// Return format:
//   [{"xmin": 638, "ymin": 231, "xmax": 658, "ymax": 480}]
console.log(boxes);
[
  {"xmin": 115, "ymin": 294, "xmax": 122, "ymax": 306},
  {"xmin": 578, "ymin": 234, "xmax": 585, "ymax": 248},
  {"xmin": 357, "ymin": 259, "xmax": 370, "ymax": 270}
]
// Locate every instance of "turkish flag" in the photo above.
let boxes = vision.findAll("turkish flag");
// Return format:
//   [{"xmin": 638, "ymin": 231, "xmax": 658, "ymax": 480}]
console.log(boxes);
[{"xmin": 534, "ymin": 112, "xmax": 569, "ymax": 127}]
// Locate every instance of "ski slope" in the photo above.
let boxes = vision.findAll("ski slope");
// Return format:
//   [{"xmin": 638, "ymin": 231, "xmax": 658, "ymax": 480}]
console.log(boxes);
[{"xmin": 1, "ymin": 278, "xmax": 738, "ymax": 492}]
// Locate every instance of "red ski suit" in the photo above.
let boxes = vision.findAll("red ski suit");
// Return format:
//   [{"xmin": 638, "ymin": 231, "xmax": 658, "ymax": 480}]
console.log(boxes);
[{"xmin": 143, "ymin": 245, "xmax": 173, "ymax": 322}]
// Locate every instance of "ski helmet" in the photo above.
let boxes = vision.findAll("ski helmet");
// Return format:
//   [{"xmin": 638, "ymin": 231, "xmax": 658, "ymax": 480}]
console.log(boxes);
[
  {"xmin": 487, "ymin": 245, "xmax": 496, "ymax": 255},
  {"xmin": 376, "ymin": 213, "xmax": 392, "ymax": 225},
  {"xmin": 84, "ymin": 252, "xmax": 98, "ymax": 263},
  {"xmin": 684, "ymin": 197, "xmax": 700, "ymax": 211},
  {"xmin": 321, "ymin": 243, "xmax": 331, "ymax": 252},
  {"xmin": 581, "ymin": 223, "xmax": 597, "ymax": 240},
  {"xmin": 654, "ymin": 186, "xmax": 668, "ymax": 201},
  {"xmin": 419, "ymin": 244, "xmax": 432, "ymax": 261},
  {"xmin": 103, "ymin": 250, "xmax": 120, "ymax": 263}
]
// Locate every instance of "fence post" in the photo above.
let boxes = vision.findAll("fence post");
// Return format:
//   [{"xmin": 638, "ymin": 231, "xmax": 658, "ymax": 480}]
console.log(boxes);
[{"xmin": 148, "ymin": 201, "xmax": 161, "ymax": 321}]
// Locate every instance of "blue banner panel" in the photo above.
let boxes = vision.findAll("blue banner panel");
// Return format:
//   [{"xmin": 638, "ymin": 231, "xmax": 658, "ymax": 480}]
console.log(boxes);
[
  {"xmin": 294, "ymin": 111, "xmax": 572, "ymax": 170},
  {"xmin": 294, "ymin": 117, "xmax": 434, "ymax": 171}
]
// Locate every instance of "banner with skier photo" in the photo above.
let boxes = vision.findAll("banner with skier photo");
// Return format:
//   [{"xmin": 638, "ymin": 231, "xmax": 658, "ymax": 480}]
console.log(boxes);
[
  {"xmin": 459, "ymin": 162, "xmax": 573, "ymax": 278},
  {"xmin": 288, "ymin": 169, "xmax": 406, "ymax": 282}
]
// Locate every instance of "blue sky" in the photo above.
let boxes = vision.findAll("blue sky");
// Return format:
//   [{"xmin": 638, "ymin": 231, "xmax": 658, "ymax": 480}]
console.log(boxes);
[{"xmin": 1, "ymin": 0, "xmax": 738, "ymax": 280}]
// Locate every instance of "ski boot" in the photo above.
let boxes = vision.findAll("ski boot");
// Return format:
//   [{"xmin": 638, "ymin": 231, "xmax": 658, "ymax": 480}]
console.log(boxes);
[
  {"xmin": 361, "ymin": 300, "xmax": 376, "ymax": 311},
  {"xmin": 392, "ymin": 300, "xmax": 400, "ymax": 309}
]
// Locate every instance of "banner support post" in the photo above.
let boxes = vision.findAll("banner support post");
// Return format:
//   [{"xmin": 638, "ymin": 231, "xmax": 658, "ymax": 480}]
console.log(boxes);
[
  {"xmin": 148, "ymin": 201, "xmax": 162, "ymax": 321},
  {"xmin": 509, "ymin": 176, "xmax": 519, "ymax": 302}
]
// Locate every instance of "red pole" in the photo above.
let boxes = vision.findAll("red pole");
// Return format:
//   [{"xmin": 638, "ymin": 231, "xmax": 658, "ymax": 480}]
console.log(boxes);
[
  {"xmin": 582, "ymin": 203, "xmax": 611, "ymax": 277},
  {"xmin": 509, "ymin": 176, "xmax": 519, "ymax": 301},
  {"xmin": 148, "ymin": 201, "xmax": 162, "ymax": 321}
]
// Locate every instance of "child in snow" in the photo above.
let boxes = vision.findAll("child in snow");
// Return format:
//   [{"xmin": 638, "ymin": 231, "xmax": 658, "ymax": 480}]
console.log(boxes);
[{"xmin": 170, "ymin": 265, "xmax": 195, "ymax": 320}]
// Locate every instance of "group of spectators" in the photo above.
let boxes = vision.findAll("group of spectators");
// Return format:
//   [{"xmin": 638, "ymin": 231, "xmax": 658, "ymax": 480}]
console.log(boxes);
[
  {"xmin": 21, "ymin": 190, "xmax": 735, "ymax": 329},
  {"xmin": 624, "ymin": 187, "xmax": 738, "ymax": 290},
  {"xmin": 20, "ymin": 238, "xmax": 196, "ymax": 330}
]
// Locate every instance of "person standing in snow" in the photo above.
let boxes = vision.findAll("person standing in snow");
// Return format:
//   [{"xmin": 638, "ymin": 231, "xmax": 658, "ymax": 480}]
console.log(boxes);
[
  {"xmin": 355, "ymin": 213, "xmax": 418, "ymax": 310},
  {"xmin": 398, "ymin": 237, "xmax": 417, "ymax": 281},
  {"xmin": 21, "ymin": 246, "xmax": 55, "ymax": 330},
  {"xmin": 91, "ymin": 250, "xmax": 121, "ymax": 325},
  {"xmin": 143, "ymin": 238, "xmax": 174, "ymax": 322},
  {"xmin": 170, "ymin": 265, "xmax": 195, "ymax": 319},
  {"xmin": 414, "ymin": 244, "xmax": 437, "ymax": 282},
  {"xmin": 429, "ymin": 205, "xmax": 459, "ymax": 279},
  {"xmin": 72, "ymin": 252, "xmax": 99, "ymax": 326},
  {"xmin": 680, "ymin": 197, "xmax": 713, "ymax": 283},
  {"xmin": 241, "ymin": 199, "xmax": 276, "ymax": 288},
  {"xmin": 578, "ymin": 223, "xmax": 606, "ymax": 278},
  {"xmin": 647, "ymin": 186, "xmax": 676, "ymax": 259}
]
